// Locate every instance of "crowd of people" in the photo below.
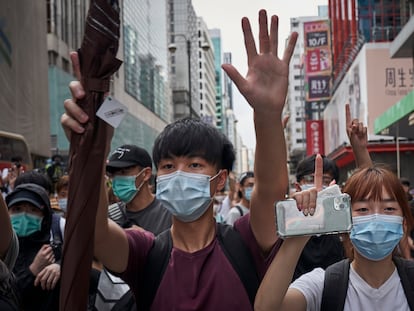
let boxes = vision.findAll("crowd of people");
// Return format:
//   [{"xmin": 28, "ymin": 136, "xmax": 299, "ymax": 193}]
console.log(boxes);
[{"xmin": 1, "ymin": 8, "xmax": 414, "ymax": 311}]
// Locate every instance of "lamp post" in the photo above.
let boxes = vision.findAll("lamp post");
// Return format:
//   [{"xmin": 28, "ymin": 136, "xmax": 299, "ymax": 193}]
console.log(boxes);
[{"xmin": 169, "ymin": 34, "xmax": 209, "ymax": 119}]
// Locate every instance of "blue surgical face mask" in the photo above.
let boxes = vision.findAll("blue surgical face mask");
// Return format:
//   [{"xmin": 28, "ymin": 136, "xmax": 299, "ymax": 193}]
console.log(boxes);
[
  {"xmin": 156, "ymin": 170, "xmax": 219, "ymax": 223},
  {"xmin": 10, "ymin": 212, "xmax": 43, "ymax": 237},
  {"xmin": 244, "ymin": 187, "xmax": 253, "ymax": 201},
  {"xmin": 112, "ymin": 169, "xmax": 145, "ymax": 203},
  {"xmin": 350, "ymin": 214, "xmax": 403, "ymax": 261},
  {"xmin": 58, "ymin": 198, "xmax": 68, "ymax": 212},
  {"xmin": 299, "ymin": 184, "xmax": 328, "ymax": 191}
]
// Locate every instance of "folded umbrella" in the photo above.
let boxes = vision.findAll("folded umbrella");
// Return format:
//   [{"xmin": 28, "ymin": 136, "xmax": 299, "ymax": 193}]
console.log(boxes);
[{"xmin": 59, "ymin": 0, "xmax": 122, "ymax": 309}]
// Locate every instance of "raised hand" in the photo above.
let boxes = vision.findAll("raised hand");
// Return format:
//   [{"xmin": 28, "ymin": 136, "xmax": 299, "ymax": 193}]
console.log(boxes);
[
  {"xmin": 61, "ymin": 52, "xmax": 88, "ymax": 138},
  {"xmin": 222, "ymin": 10, "xmax": 297, "ymax": 114},
  {"xmin": 346, "ymin": 103, "xmax": 367, "ymax": 149},
  {"xmin": 61, "ymin": 51, "xmax": 114, "ymax": 152},
  {"xmin": 345, "ymin": 104, "xmax": 372, "ymax": 167}
]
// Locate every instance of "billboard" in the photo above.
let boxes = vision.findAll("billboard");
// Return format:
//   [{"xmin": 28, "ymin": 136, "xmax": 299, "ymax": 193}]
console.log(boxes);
[
  {"xmin": 306, "ymin": 120, "xmax": 325, "ymax": 155},
  {"xmin": 324, "ymin": 43, "xmax": 413, "ymax": 155},
  {"xmin": 303, "ymin": 20, "xmax": 332, "ymax": 102}
]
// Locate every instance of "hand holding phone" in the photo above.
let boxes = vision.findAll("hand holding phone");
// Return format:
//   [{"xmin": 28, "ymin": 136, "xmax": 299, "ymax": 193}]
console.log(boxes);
[
  {"xmin": 275, "ymin": 155, "xmax": 352, "ymax": 238},
  {"xmin": 275, "ymin": 188, "xmax": 352, "ymax": 238}
]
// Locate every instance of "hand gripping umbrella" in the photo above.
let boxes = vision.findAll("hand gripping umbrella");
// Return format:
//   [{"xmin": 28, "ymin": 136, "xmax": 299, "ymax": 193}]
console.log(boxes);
[{"xmin": 59, "ymin": 0, "xmax": 122, "ymax": 309}]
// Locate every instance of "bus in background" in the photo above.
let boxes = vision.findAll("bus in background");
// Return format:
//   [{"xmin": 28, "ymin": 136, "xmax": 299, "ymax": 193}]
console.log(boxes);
[{"xmin": 0, "ymin": 130, "xmax": 33, "ymax": 174}]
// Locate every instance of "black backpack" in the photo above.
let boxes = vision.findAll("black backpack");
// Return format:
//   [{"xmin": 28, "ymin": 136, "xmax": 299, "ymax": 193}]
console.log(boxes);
[
  {"xmin": 235, "ymin": 205, "xmax": 244, "ymax": 217},
  {"xmin": 321, "ymin": 257, "xmax": 414, "ymax": 311},
  {"xmin": 137, "ymin": 223, "xmax": 260, "ymax": 310}
]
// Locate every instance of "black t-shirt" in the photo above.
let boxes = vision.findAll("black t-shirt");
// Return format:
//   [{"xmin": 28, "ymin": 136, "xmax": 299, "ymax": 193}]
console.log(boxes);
[
  {"xmin": 293, "ymin": 234, "xmax": 345, "ymax": 281},
  {"xmin": 125, "ymin": 198, "xmax": 172, "ymax": 235}
]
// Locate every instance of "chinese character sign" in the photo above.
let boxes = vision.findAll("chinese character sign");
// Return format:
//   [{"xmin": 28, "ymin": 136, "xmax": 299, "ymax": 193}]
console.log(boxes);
[
  {"xmin": 306, "ymin": 120, "xmax": 325, "ymax": 155},
  {"xmin": 304, "ymin": 20, "xmax": 332, "ymax": 102}
]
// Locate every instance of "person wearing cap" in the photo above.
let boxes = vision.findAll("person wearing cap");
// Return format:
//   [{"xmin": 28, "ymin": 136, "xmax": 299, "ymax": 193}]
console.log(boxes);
[
  {"xmin": 105, "ymin": 144, "xmax": 171, "ymax": 233},
  {"xmin": 95, "ymin": 144, "xmax": 172, "ymax": 311},
  {"xmin": 225, "ymin": 171, "xmax": 255, "ymax": 226},
  {"xmin": 6, "ymin": 183, "xmax": 61, "ymax": 310}
]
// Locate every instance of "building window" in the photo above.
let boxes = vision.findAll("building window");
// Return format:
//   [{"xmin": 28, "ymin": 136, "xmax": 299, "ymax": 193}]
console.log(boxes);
[
  {"xmin": 62, "ymin": 57, "xmax": 70, "ymax": 73},
  {"xmin": 48, "ymin": 51, "xmax": 58, "ymax": 66}
]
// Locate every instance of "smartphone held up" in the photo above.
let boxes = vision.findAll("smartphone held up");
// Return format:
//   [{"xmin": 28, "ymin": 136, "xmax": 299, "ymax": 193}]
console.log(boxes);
[{"xmin": 275, "ymin": 185, "xmax": 352, "ymax": 238}]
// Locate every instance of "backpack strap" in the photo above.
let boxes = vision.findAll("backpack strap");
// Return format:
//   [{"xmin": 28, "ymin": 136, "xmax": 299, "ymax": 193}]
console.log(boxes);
[
  {"xmin": 216, "ymin": 223, "xmax": 259, "ymax": 306},
  {"xmin": 138, "ymin": 229, "xmax": 172, "ymax": 311},
  {"xmin": 320, "ymin": 259, "xmax": 350, "ymax": 311},
  {"xmin": 51, "ymin": 213, "xmax": 63, "ymax": 245},
  {"xmin": 51, "ymin": 213, "xmax": 63, "ymax": 261},
  {"xmin": 393, "ymin": 256, "xmax": 414, "ymax": 310},
  {"xmin": 235, "ymin": 205, "xmax": 244, "ymax": 217}
]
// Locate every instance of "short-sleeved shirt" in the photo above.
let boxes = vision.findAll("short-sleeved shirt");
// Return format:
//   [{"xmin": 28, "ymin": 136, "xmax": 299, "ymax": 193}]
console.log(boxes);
[
  {"xmin": 125, "ymin": 198, "xmax": 171, "ymax": 235},
  {"xmin": 290, "ymin": 265, "xmax": 410, "ymax": 311},
  {"xmin": 225, "ymin": 203, "xmax": 249, "ymax": 226},
  {"xmin": 117, "ymin": 215, "xmax": 280, "ymax": 310}
]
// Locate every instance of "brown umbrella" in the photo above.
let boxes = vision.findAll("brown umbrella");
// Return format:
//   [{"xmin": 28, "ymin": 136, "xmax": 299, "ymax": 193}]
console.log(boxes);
[{"xmin": 59, "ymin": 0, "xmax": 122, "ymax": 309}]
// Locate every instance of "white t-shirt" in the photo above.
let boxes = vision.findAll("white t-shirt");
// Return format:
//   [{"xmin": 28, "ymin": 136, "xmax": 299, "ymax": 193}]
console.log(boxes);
[
  {"xmin": 225, "ymin": 203, "xmax": 249, "ymax": 226},
  {"xmin": 290, "ymin": 265, "xmax": 410, "ymax": 311},
  {"xmin": 217, "ymin": 196, "xmax": 231, "ymax": 220}
]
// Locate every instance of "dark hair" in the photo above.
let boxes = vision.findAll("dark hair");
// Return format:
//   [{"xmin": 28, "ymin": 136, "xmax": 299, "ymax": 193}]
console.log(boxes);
[
  {"xmin": 152, "ymin": 118, "xmax": 235, "ymax": 172},
  {"xmin": 400, "ymin": 177, "xmax": 411, "ymax": 188},
  {"xmin": 239, "ymin": 171, "xmax": 254, "ymax": 186},
  {"xmin": 14, "ymin": 170, "xmax": 53, "ymax": 194},
  {"xmin": 296, "ymin": 154, "xmax": 339, "ymax": 183}
]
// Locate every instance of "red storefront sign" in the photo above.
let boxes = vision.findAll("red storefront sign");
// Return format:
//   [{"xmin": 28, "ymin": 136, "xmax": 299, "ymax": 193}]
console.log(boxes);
[{"xmin": 306, "ymin": 120, "xmax": 324, "ymax": 155}]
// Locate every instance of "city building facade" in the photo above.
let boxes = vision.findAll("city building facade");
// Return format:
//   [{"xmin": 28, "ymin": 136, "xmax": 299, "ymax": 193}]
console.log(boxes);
[
  {"xmin": 326, "ymin": 0, "xmax": 414, "ymax": 183},
  {"xmin": 0, "ymin": 0, "xmax": 50, "ymax": 165},
  {"xmin": 197, "ymin": 17, "xmax": 216, "ymax": 126},
  {"xmin": 285, "ymin": 10, "xmax": 329, "ymax": 181}
]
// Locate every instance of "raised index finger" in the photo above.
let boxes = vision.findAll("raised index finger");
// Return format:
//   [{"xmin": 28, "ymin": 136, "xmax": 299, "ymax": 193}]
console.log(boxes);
[
  {"xmin": 345, "ymin": 103, "xmax": 351, "ymax": 127},
  {"xmin": 314, "ymin": 154, "xmax": 323, "ymax": 191},
  {"xmin": 70, "ymin": 51, "xmax": 82, "ymax": 82}
]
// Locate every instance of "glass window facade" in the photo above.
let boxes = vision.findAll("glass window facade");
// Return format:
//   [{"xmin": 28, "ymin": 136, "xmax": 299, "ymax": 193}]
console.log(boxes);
[
  {"xmin": 123, "ymin": 0, "xmax": 170, "ymax": 121},
  {"xmin": 358, "ymin": 0, "xmax": 410, "ymax": 42}
]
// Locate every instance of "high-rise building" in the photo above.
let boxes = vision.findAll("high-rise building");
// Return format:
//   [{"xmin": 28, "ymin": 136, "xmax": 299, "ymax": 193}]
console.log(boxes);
[
  {"xmin": 0, "ymin": 1, "xmax": 50, "ymax": 163},
  {"xmin": 47, "ymin": 0, "xmax": 171, "ymax": 155},
  {"xmin": 47, "ymin": 0, "xmax": 90, "ymax": 156},
  {"xmin": 209, "ymin": 29, "xmax": 226, "ymax": 133},
  {"xmin": 168, "ymin": 0, "xmax": 199, "ymax": 120},
  {"xmin": 112, "ymin": 0, "xmax": 171, "ymax": 152},
  {"xmin": 285, "ymin": 10, "xmax": 328, "ymax": 176},
  {"xmin": 197, "ymin": 17, "xmax": 216, "ymax": 126}
]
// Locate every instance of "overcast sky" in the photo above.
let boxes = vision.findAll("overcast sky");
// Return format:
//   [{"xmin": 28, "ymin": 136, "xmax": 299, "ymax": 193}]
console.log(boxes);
[{"xmin": 192, "ymin": 0, "xmax": 327, "ymax": 149}]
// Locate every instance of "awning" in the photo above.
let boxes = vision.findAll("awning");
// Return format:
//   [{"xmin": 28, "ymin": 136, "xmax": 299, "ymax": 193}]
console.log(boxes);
[
  {"xmin": 328, "ymin": 142, "xmax": 414, "ymax": 168},
  {"xmin": 374, "ymin": 89, "xmax": 414, "ymax": 139}
]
